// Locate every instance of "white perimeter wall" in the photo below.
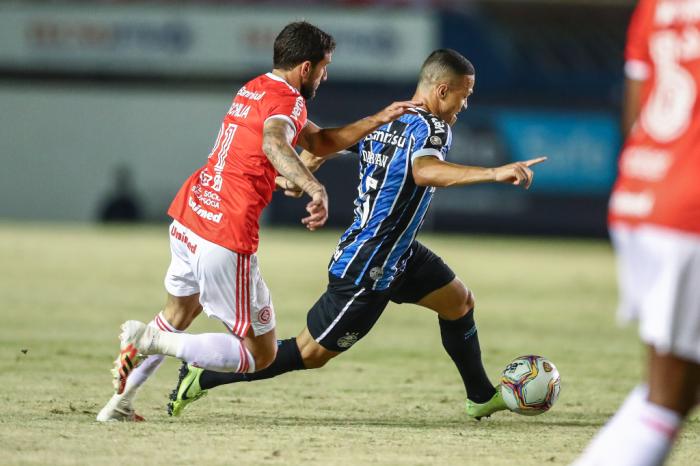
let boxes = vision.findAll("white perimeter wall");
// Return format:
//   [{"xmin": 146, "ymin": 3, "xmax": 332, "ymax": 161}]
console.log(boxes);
[{"xmin": 0, "ymin": 83, "xmax": 239, "ymax": 221}]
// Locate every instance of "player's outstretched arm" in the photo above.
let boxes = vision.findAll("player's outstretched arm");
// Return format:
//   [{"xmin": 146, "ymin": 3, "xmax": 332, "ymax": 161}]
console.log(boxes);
[
  {"xmin": 413, "ymin": 155, "xmax": 547, "ymax": 189},
  {"xmin": 263, "ymin": 118, "xmax": 329, "ymax": 230},
  {"xmin": 297, "ymin": 101, "xmax": 420, "ymax": 157},
  {"xmin": 276, "ymin": 148, "xmax": 356, "ymax": 198}
]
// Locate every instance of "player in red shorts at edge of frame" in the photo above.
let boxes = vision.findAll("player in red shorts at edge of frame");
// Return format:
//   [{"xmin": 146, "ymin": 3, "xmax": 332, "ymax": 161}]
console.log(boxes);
[
  {"xmin": 96, "ymin": 21, "xmax": 418, "ymax": 422},
  {"xmin": 574, "ymin": 0, "xmax": 700, "ymax": 464}
]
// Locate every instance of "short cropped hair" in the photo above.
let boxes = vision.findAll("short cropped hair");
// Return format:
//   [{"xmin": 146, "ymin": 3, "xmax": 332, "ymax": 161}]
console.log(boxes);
[
  {"xmin": 273, "ymin": 21, "xmax": 336, "ymax": 70},
  {"xmin": 418, "ymin": 49, "xmax": 474, "ymax": 86}
]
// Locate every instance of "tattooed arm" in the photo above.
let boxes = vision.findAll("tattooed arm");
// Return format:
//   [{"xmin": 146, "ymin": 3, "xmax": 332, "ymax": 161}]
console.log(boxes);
[
  {"xmin": 262, "ymin": 118, "xmax": 328, "ymax": 230},
  {"xmin": 275, "ymin": 149, "xmax": 346, "ymax": 198}
]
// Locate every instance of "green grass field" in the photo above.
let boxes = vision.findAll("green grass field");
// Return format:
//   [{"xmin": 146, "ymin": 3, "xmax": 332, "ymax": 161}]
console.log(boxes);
[{"xmin": 2, "ymin": 222, "xmax": 698, "ymax": 466}]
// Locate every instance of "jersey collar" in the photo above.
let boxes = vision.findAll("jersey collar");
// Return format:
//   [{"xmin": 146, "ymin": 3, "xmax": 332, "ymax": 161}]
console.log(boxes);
[{"xmin": 265, "ymin": 72, "xmax": 300, "ymax": 95}]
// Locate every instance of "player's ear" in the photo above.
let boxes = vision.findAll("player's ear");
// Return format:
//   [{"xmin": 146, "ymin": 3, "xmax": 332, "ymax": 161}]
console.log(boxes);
[
  {"xmin": 300, "ymin": 61, "xmax": 312, "ymax": 78},
  {"xmin": 436, "ymin": 83, "xmax": 449, "ymax": 100}
]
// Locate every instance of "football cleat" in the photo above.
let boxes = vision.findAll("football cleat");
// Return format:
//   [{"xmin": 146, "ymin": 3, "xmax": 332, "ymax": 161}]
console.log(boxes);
[
  {"xmin": 167, "ymin": 362, "xmax": 208, "ymax": 417},
  {"xmin": 466, "ymin": 387, "xmax": 508, "ymax": 420},
  {"xmin": 96, "ymin": 393, "xmax": 145, "ymax": 422},
  {"xmin": 111, "ymin": 320, "xmax": 151, "ymax": 394}
]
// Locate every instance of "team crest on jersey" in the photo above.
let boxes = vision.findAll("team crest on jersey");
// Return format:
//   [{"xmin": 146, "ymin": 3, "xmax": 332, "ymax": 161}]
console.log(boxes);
[
  {"xmin": 337, "ymin": 332, "xmax": 359, "ymax": 349},
  {"xmin": 369, "ymin": 267, "xmax": 384, "ymax": 281},
  {"xmin": 429, "ymin": 135, "xmax": 442, "ymax": 146}
]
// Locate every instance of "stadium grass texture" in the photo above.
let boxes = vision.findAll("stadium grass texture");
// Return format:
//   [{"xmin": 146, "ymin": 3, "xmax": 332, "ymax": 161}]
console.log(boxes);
[{"xmin": 1, "ymin": 222, "xmax": 698, "ymax": 465}]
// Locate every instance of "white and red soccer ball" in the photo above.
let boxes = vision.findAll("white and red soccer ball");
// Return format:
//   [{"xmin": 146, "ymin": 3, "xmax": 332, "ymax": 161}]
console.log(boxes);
[{"xmin": 500, "ymin": 355, "xmax": 561, "ymax": 416}]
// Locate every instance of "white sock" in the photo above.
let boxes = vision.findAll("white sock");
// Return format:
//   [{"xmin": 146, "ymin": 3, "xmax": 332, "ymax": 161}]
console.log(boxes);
[
  {"xmin": 172, "ymin": 332, "xmax": 255, "ymax": 373},
  {"xmin": 143, "ymin": 321, "xmax": 256, "ymax": 373},
  {"xmin": 122, "ymin": 312, "xmax": 181, "ymax": 399},
  {"xmin": 573, "ymin": 385, "xmax": 682, "ymax": 466}
]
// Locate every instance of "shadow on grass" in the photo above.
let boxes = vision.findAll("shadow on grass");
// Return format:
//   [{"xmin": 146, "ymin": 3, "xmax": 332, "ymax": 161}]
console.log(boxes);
[{"xmin": 171, "ymin": 413, "xmax": 605, "ymax": 429}]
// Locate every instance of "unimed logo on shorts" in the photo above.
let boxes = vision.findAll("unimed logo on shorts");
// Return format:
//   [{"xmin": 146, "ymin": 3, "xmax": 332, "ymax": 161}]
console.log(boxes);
[{"xmin": 170, "ymin": 225, "xmax": 197, "ymax": 254}]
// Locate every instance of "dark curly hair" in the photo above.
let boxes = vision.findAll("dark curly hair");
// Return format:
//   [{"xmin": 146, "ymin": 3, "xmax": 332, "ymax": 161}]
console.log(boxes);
[{"xmin": 273, "ymin": 21, "xmax": 336, "ymax": 70}]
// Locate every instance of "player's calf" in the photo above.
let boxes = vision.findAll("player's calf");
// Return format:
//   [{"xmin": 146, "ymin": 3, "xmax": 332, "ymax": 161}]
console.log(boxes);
[
  {"xmin": 297, "ymin": 328, "xmax": 339, "ymax": 369},
  {"xmin": 244, "ymin": 328, "xmax": 278, "ymax": 371}
]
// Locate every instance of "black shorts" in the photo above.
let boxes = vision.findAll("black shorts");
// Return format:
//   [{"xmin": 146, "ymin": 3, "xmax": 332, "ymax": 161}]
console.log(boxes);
[{"xmin": 307, "ymin": 241, "xmax": 456, "ymax": 352}]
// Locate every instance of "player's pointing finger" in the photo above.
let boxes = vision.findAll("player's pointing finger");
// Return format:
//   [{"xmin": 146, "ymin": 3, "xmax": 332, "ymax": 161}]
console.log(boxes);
[{"xmin": 524, "ymin": 156, "xmax": 547, "ymax": 167}]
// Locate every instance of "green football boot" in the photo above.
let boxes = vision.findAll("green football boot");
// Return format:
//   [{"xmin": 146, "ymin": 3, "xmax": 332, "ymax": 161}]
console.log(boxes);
[
  {"xmin": 167, "ymin": 362, "xmax": 208, "ymax": 417},
  {"xmin": 466, "ymin": 387, "xmax": 508, "ymax": 420}
]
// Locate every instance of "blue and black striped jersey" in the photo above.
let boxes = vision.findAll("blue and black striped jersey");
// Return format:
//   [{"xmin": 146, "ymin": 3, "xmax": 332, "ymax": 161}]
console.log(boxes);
[{"xmin": 329, "ymin": 108, "xmax": 453, "ymax": 290}]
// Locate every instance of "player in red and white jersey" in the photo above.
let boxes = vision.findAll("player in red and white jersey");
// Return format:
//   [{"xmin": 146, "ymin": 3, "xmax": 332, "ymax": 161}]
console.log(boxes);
[
  {"xmin": 167, "ymin": 71, "xmax": 310, "ymax": 255},
  {"xmin": 575, "ymin": 1, "xmax": 700, "ymax": 464},
  {"xmin": 97, "ymin": 21, "xmax": 418, "ymax": 422}
]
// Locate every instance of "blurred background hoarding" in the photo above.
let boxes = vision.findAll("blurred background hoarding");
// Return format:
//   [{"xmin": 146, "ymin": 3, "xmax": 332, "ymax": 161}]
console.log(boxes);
[
  {"xmin": 0, "ymin": 0, "xmax": 634, "ymax": 236},
  {"xmin": 0, "ymin": 5, "xmax": 437, "ymax": 79}
]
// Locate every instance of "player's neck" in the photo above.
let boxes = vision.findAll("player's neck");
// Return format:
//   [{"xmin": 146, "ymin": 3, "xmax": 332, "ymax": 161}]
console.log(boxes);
[
  {"xmin": 412, "ymin": 90, "xmax": 439, "ymax": 118},
  {"xmin": 270, "ymin": 69, "xmax": 302, "ymax": 93}
]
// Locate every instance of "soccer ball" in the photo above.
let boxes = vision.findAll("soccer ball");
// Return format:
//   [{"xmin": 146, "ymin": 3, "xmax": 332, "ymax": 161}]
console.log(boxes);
[{"xmin": 500, "ymin": 355, "xmax": 561, "ymax": 416}]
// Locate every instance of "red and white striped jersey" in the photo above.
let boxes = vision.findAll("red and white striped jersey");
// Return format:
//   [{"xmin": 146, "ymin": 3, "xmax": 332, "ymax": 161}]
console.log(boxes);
[
  {"xmin": 609, "ymin": 0, "xmax": 700, "ymax": 234},
  {"xmin": 168, "ymin": 73, "xmax": 308, "ymax": 253}
]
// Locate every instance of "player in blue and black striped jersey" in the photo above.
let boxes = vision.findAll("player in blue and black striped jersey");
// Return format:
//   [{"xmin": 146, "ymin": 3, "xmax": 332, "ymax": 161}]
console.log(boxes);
[
  {"xmin": 168, "ymin": 49, "xmax": 546, "ymax": 420},
  {"xmin": 329, "ymin": 106, "xmax": 454, "ymax": 290}
]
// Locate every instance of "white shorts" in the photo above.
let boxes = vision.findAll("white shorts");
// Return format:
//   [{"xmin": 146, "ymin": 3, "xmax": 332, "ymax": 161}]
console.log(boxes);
[
  {"xmin": 164, "ymin": 220, "xmax": 276, "ymax": 338},
  {"xmin": 611, "ymin": 224, "xmax": 700, "ymax": 364}
]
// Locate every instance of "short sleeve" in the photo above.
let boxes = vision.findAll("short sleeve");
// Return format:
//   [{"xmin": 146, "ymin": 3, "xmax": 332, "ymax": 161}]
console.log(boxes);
[
  {"xmin": 410, "ymin": 115, "xmax": 451, "ymax": 163},
  {"xmin": 264, "ymin": 93, "xmax": 307, "ymax": 138},
  {"xmin": 625, "ymin": 0, "xmax": 655, "ymax": 81}
]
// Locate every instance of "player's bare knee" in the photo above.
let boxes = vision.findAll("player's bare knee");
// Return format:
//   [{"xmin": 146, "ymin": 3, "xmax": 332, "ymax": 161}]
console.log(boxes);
[
  {"xmin": 465, "ymin": 288, "xmax": 475, "ymax": 311},
  {"xmin": 437, "ymin": 280, "xmax": 472, "ymax": 320}
]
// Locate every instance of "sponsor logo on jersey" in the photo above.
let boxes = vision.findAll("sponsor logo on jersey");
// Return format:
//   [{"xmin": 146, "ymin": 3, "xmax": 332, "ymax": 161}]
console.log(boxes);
[
  {"xmin": 337, "ymin": 332, "xmax": 359, "ymax": 349},
  {"xmin": 188, "ymin": 196, "xmax": 223, "ymax": 223},
  {"xmin": 236, "ymin": 86, "xmax": 266, "ymax": 101},
  {"xmin": 361, "ymin": 150, "xmax": 390, "ymax": 168},
  {"xmin": 291, "ymin": 96, "xmax": 304, "ymax": 120},
  {"xmin": 170, "ymin": 225, "xmax": 198, "ymax": 254},
  {"xmin": 192, "ymin": 186, "xmax": 221, "ymax": 209},
  {"xmin": 429, "ymin": 135, "xmax": 443, "ymax": 146},
  {"xmin": 366, "ymin": 129, "xmax": 407, "ymax": 148},
  {"xmin": 430, "ymin": 118, "xmax": 447, "ymax": 134}
]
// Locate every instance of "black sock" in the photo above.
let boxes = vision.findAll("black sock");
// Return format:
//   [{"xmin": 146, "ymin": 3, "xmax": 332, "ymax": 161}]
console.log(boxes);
[
  {"xmin": 439, "ymin": 309, "xmax": 496, "ymax": 403},
  {"xmin": 199, "ymin": 338, "xmax": 306, "ymax": 390}
]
